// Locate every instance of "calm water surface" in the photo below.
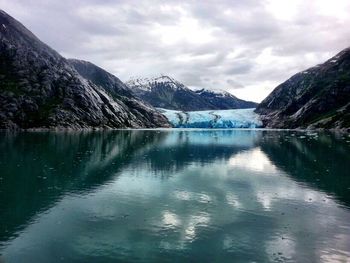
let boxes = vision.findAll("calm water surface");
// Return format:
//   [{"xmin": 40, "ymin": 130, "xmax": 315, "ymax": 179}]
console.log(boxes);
[{"xmin": 0, "ymin": 130, "xmax": 350, "ymax": 263}]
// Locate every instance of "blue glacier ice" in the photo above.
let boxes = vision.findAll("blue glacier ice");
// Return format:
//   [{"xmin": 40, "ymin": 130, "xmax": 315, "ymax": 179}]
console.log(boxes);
[{"xmin": 158, "ymin": 108, "xmax": 263, "ymax": 128}]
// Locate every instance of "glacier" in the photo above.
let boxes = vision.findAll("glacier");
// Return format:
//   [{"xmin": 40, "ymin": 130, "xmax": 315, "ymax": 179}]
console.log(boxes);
[{"xmin": 158, "ymin": 108, "xmax": 263, "ymax": 128}]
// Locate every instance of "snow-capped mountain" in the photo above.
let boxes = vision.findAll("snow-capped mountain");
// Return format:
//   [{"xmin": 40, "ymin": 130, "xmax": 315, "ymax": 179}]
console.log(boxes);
[
  {"xmin": 126, "ymin": 76, "xmax": 258, "ymax": 111},
  {"xmin": 194, "ymin": 88, "xmax": 230, "ymax": 97},
  {"xmin": 127, "ymin": 75, "xmax": 186, "ymax": 92},
  {"xmin": 194, "ymin": 88, "xmax": 258, "ymax": 109},
  {"xmin": 126, "ymin": 75, "xmax": 216, "ymax": 111}
]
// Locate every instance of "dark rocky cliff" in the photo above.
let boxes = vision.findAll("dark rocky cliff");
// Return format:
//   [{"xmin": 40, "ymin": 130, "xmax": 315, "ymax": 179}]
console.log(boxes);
[
  {"xmin": 0, "ymin": 10, "xmax": 169, "ymax": 129},
  {"xmin": 256, "ymin": 47, "xmax": 350, "ymax": 129},
  {"xmin": 68, "ymin": 59, "xmax": 170, "ymax": 128}
]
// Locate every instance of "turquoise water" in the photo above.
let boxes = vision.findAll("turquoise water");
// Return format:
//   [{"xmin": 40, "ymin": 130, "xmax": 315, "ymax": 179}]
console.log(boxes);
[{"xmin": 0, "ymin": 130, "xmax": 350, "ymax": 262}]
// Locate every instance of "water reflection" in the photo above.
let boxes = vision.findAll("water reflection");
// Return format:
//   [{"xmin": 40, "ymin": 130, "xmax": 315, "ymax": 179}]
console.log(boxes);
[
  {"xmin": 0, "ymin": 130, "xmax": 349, "ymax": 262},
  {"xmin": 229, "ymin": 147, "xmax": 278, "ymax": 173},
  {"xmin": 0, "ymin": 131, "xmax": 166, "ymax": 243},
  {"xmin": 260, "ymin": 131, "xmax": 350, "ymax": 205}
]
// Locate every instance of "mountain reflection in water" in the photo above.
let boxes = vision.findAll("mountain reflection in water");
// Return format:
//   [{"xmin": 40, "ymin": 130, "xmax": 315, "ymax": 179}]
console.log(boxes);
[{"xmin": 0, "ymin": 130, "xmax": 349, "ymax": 263}]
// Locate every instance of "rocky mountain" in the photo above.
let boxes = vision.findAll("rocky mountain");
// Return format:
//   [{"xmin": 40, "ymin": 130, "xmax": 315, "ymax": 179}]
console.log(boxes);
[
  {"xmin": 0, "ymin": 10, "xmax": 169, "ymax": 129},
  {"xmin": 126, "ymin": 76, "xmax": 257, "ymax": 111},
  {"xmin": 256, "ymin": 47, "xmax": 350, "ymax": 129},
  {"xmin": 126, "ymin": 76, "xmax": 213, "ymax": 111},
  {"xmin": 67, "ymin": 59, "xmax": 169, "ymax": 127},
  {"xmin": 68, "ymin": 59, "xmax": 133, "ymax": 98},
  {"xmin": 194, "ymin": 88, "xmax": 257, "ymax": 109}
]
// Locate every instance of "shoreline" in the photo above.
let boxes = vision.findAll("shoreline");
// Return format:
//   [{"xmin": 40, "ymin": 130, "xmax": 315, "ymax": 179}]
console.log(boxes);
[{"xmin": 0, "ymin": 127, "xmax": 349, "ymax": 133}]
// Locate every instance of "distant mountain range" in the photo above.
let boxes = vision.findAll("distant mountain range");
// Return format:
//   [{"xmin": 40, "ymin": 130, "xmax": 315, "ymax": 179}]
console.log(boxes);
[
  {"xmin": 193, "ymin": 88, "xmax": 258, "ymax": 110},
  {"xmin": 256, "ymin": 47, "xmax": 350, "ymax": 129},
  {"xmin": 0, "ymin": 9, "xmax": 349, "ymax": 130},
  {"xmin": 126, "ymin": 76, "xmax": 257, "ymax": 111}
]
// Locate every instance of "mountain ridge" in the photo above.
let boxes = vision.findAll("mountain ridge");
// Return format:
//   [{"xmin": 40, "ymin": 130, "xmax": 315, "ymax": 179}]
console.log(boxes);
[
  {"xmin": 68, "ymin": 59, "xmax": 170, "ymax": 127},
  {"xmin": 255, "ymin": 47, "xmax": 350, "ymax": 129},
  {"xmin": 126, "ymin": 76, "xmax": 258, "ymax": 111},
  {"xmin": 0, "ymin": 10, "xmax": 170, "ymax": 129},
  {"xmin": 194, "ymin": 88, "xmax": 257, "ymax": 109}
]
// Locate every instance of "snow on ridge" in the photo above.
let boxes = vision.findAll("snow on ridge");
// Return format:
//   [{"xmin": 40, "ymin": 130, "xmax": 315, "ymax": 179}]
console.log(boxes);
[
  {"xmin": 126, "ymin": 75, "xmax": 185, "ymax": 91},
  {"xmin": 194, "ymin": 88, "xmax": 235, "ymax": 98},
  {"xmin": 126, "ymin": 76, "xmax": 236, "ymax": 97},
  {"xmin": 158, "ymin": 108, "xmax": 262, "ymax": 128}
]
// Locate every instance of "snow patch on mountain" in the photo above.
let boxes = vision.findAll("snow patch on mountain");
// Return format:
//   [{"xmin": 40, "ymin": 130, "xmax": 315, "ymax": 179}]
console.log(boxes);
[
  {"xmin": 194, "ymin": 88, "xmax": 238, "ymax": 98},
  {"xmin": 159, "ymin": 108, "xmax": 262, "ymax": 128},
  {"xmin": 194, "ymin": 88, "xmax": 228, "ymax": 97},
  {"xmin": 127, "ymin": 75, "xmax": 186, "ymax": 91}
]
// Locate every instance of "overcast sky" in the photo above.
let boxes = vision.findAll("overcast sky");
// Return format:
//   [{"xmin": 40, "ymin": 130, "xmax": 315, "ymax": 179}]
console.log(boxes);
[{"xmin": 1, "ymin": 0, "xmax": 350, "ymax": 102}]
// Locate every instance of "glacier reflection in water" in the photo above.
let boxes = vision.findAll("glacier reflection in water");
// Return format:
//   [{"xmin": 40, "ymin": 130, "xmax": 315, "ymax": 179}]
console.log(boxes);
[{"xmin": 0, "ymin": 130, "xmax": 350, "ymax": 263}]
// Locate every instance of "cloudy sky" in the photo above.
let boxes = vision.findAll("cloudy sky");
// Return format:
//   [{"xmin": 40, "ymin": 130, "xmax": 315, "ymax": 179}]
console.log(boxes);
[{"xmin": 1, "ymin": 0, "xmax": 350, "ymax": 102}]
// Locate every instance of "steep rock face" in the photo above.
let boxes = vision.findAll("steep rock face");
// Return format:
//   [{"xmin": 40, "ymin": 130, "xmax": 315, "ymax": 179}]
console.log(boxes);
[
  {"xmin": 194, "ymin": 88, "xmax": 257, "ymax": 109},
  {"xmin": 126, "ymin": 76, "xmax": 256, "ymax": 111},
  {"xmin": 68, "ymin": 59, "xmax": 170, "ymax": 128},
  {"xmin": 68, "ymin": 59, "xmax": 132, "ymax": 98},
  {"xmin": 0, "ymin": 10, "xmax": 169, "ymax": 129},
  {"xmin": 256, "ymin": 47, "xmax": 350, "ymax": 129}
]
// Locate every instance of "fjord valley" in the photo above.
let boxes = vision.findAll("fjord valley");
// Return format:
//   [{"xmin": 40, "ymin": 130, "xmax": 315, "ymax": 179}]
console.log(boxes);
[
  {"xmin": 1, "ymin": 9, "xmax": 349, "ymax": 130},
  {"xmin": 1, "ymin": 4, "xmax": 350, "ymax": 263}
]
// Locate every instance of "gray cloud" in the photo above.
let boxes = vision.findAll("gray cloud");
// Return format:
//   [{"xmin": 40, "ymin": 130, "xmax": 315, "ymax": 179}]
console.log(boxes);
[
  {"xmin": 1, "ymin": 0, "xmax": 349, "ymax": 102},
  {"xmin": 224, "ymin": 62, "xmax": 254, "ymax": 75},
  {"xmin": 226, "ymin": 79, "xmax": 244, "ymax": 89}
]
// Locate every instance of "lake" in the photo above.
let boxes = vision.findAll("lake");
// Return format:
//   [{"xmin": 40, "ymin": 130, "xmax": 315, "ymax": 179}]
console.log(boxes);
[{"xmin": 0, "ymin": 130, "xmax": 350, "ymax": 263}]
